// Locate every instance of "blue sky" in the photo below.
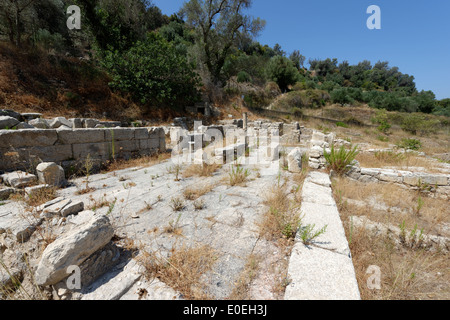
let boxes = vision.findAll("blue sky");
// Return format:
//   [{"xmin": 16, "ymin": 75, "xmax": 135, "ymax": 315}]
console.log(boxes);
[{"xmin": 152, "ymin": 0, "xmax": 450, "ymax": 99}]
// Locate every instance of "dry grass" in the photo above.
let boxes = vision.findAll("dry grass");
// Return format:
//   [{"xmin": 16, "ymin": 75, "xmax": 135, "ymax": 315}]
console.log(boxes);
[
  {"xmin": 228, "ymin": 254, "xmax": 262, "ymax": 300},
  {"xmin": 139, "ymin": 244, "xmax": 217, "ymax": 300},
  {"xmin": 332, "ymin": 177, "xmax": 450, "ymax": 300},
  {"xmin": 346, "ymin": 226, "xmax": 449, "ymax": 300},
  {"xmin": 103, "ymin": 152, "xmax": 172, "ymax": 172},
  {"xmin": 228, "ymin": 165, "xmax": 250, "ymax": 187},
  {"xmin": 333, "ymin": 177, "xmax": 449, "ymax": 237},
  {"xmin": 182, "ymin": 163, "xmax": 221, "ymax": 178},
  {"xmin": 9, "ymin": 186, "xmax": 58, "ymax": 209},
  {"xmin": 86, "ymin": 195, "xmax": 116, "ymax": 212},
  {"xmin": 258, "ymin": 177, "xmax": 301, "ymax": 242},
  {"xmin": 183, "ymin": 183, "xmax": 213, "ymax": 201},
  {"xmin": 356, "ymin": 151, "xmax": 444, "ymax": 173}
]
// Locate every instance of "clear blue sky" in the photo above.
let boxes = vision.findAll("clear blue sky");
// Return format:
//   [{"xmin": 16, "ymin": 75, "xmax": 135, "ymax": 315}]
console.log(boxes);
[{"xmin": 152, "ymin": 0, "xmax": 450, "ymax": 99}]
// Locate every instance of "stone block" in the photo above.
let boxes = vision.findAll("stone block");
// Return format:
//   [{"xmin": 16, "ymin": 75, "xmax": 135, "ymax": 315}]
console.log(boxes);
[
  {"xmin": 133, "ymin": 128, "xmax": 149, "ymax": 140},
  {"xmin": 2, "ymin": 171, "xmax": 37, "ymax": 188},
  {"xmin": 83, "ymin": 119, "xmax": 99, "ymax": 128},
  {"xmin": 379, "ymin": 171, "xmax": 401, "ymax": 183},
  {"xmin": 34, "ymin": 214, "xmax": 114, "ymax": 286},
  {"xmin": 36, "ymin": 162, "xmax": 66, "ymax": 187},
  {"xmin": 287, "ymin": 148, "xmax": 303, "ymax": 173},
  {"xmin": 16, "ymin": 122, "xmax": 35, "ymax": 129},
  {"xmin": 29, "ymin": 118, "xmax": 49, "ymax": 129},
  {"xmin": 0, "ymin": 130, "xmax": 58, "ymax": 148},
  {"xmin": 0, "ymin": 116, "xmax": 20, "ymax": 129},
  {"xmin": 73, "ymin": 142, "xmax": 110, "ymax": 160},
  {"xmin": 69, "ymin": 118, "xmax": 83, "ymax": 129},
  {"xmin": 50, "ymin": 117, "xmax": 73, "ymax": 129},
  {"xmin": 57, "ymin": 129, "xmax": 105, "ymax": 144},
  {"xmin": 60, "ymin": 201, "xmax": 84, "ymax": 217}
]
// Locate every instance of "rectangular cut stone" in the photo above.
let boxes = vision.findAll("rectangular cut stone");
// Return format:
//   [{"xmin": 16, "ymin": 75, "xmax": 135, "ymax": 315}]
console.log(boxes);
[
  {"xmin": 403, "ymin": 174, "xmax": 420, "ymax": 186},
  {"xmin": 148, "ymin": 127, "xmax": 165, "ymax": 139},
  {"xmin": 57, "ymin": 129, "xmax": 105, "ymax": 144},
  {"xmin": 133, "ymin": 128, "xmax": 149, "ymax": 140},
  {"xmin": 105, "ymin": 128, "xmax": 134, "ymax": 141},
  {"xmin": 360, "ymin": 168, "xmax": 381, "ymax": 177},
  {"xmin": 379, "ymin": 171, "xmax": 401, "ymax": 183},
  {"xmin": 418, "ymin": 174, "xmax": 449, "ymax": 186},
  {"xmin": 148, "ymin": 138, "xmax": 160, "ymax": 150},
  {"xmin": 159, "ymin": 138, "xmax": 166, "ymax": 152},
  {"xmin": 24, "ymin": 145, "xmax": 73, "ymax": 163},
  {"xmin": 114, "ymin": 140, "xmax": 137, "ymax": 153},
  {"xmin": 139, "ymin": 140, "xmax": 149, "ymax": 150},
  {"xmin": 0, "ymin": 130, "xmax": 57, "ymax": 148},
  {"xmin": 73, "ymin": 142, "xmax": 110, "ymax": 160}
]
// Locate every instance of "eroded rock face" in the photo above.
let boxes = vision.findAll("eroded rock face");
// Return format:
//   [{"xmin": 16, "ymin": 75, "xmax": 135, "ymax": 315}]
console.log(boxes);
[{"xmin": 35, "ymin": 214, "xmax": 114, "ymax": 286}]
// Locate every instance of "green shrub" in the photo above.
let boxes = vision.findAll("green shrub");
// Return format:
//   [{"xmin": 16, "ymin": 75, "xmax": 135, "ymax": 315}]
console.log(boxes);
[
  {"xmin": 372, "ymin": 109, "xmax": 391, "ymax": 134},
  {"xmin": 331, "ymin": 88, "xmax": 354, "ymax": 106},
  {"xmin": 396, "ymin": 138, "xmax": 422, "ymax": 151},
  {"xmin": 401, "ymin": 114, "xmax": 439, "ymax": 136},
  {"xmin": 102, "ymin": 33, "xmax": 201, "ymax": 106},
  {"xmin": 291, "ymin": 107, "xmax": 303, "ymax": 117},
  {"xmin": 323, "ymin": 144, "xmax": 359, "ymax": 175},
  {"xmin": 336, "ymin": 122, "xmax": 349, "ymax": 128},
  {"xmin": 265, "ymin": 56, "xmax": 299, "ymax": 92},
  {"xmin": 237, "ymin": 71, "xmax": 252, "ymax": 83}
]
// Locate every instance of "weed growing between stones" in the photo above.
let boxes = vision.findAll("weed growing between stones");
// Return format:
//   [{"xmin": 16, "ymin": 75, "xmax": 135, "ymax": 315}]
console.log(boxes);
[
  {"xmin": 323, "ymin": 144, "xmax": 359, "ymax": 176},
  {"xmin": 298, "ymin": 223, "xmax": 328, "ymax": 246},
  {"xmin": 259, "ymin": 175, "xmax": 301, "ymax": 242}
]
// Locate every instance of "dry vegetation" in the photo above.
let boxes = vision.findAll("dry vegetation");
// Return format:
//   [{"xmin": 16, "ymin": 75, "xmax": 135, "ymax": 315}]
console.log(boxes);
[
  {"xmin": 182, "ymin": 163, "xmax": 221, "ymax": 178},
  {"xmin": 258, "ymin": 174, "xmax": 303, "ymax": 243},
  {"xmin": 183, "ymin": 183, "xmax": 214, "ymax": 201},
  {"xmin": 102, "ymin": 152, "xmax": 172, "ymax": 173},
  {"xmin": 332, "ymin": 177, "xmax": 449, "ymax": 299},
  {"xmin": 139, "ymin": 244, "xmax": 217, "ymax": 300},
  {"xmin": 355, "ymin": 151, "xmax": 448, "ymax": 174},
  {"xmin": 0, "ymin": 43, "xmax": 186, "ymax": 122}
]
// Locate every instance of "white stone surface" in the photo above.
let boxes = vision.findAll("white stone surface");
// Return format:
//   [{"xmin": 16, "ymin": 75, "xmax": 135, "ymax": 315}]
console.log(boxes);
[{"xmin": 284, "ymin": 172, "xmax": 360, "ymax": 300}]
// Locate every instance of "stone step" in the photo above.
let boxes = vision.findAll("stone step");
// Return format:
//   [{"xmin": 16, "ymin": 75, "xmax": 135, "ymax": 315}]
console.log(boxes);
[{"xmin": 284, "ymin": 171, "xmax": 361, "ymax": 300}]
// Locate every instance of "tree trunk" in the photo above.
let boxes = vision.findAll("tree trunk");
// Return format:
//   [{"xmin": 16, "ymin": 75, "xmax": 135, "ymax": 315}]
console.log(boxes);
[{"xmin": 15, "ymin": 5, "xmax": 21, "ymax": 47}]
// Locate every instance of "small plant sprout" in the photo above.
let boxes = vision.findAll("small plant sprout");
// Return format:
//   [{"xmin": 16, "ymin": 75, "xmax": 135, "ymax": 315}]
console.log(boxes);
[
  {"xmin": 169, "ymin": 197, "xmax": 185, "ymax": 212},
  {"xmin": 193, "ymin": 199, "xmax": 205, "ymax": 211},
  {"xmin": 299, "ymin": 223, "xmax": 328, "ymax": 246},
  {"xmin": 83, "ymin": 154, "xmax": 94, "ymax": 190}
]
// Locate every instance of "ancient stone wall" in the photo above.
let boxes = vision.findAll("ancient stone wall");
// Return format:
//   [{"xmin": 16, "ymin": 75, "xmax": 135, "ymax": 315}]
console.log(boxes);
[
  {"xmin": 346, "ymin": 166, "xmax": 450, "ymax": 200},
  {"xmin": 0, "ymin": 127, "xmax": 166, "ymax": 172}
]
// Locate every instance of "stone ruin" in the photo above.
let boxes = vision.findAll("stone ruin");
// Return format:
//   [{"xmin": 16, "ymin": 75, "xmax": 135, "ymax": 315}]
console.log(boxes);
[{"xmin": 1, "ymin": 108, "xmax": 449, "ymax": 300}]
